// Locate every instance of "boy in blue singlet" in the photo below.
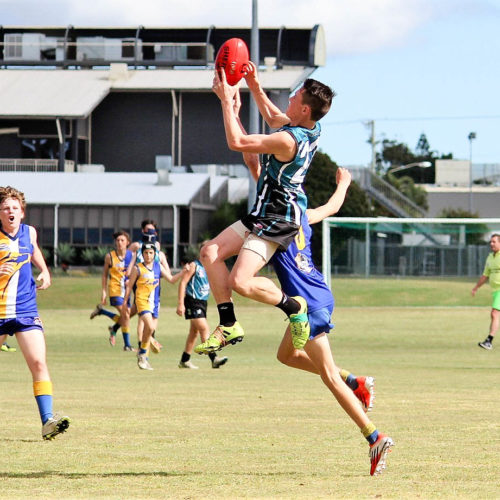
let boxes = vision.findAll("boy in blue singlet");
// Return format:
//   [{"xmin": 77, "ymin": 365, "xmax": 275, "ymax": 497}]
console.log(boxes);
[
  {"xmin": 176, "ymin": 247, "xmax": 228, "ymax": 369},
  {"xmin": 271, "ymin": 167, "xmax": 394, "ymax": 476},
  {"xmin": 0, "ymin": 185, "xmax": 70, "ymax": 440},
  {"xmin": 196, "ymin": 64, "xmax": 335, "ymax": 355}
]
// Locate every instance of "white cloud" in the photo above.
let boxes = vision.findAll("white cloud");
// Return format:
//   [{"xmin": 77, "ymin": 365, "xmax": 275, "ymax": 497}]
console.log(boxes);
[{"xmin": 0, "ymin": 0, "xmax": 494, "ymax": 55}]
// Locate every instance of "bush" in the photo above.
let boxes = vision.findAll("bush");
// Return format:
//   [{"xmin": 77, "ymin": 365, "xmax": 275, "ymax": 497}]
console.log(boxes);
[{"xmin": 56, "ymin": 243, "xmax": 76, "ymax": 265}]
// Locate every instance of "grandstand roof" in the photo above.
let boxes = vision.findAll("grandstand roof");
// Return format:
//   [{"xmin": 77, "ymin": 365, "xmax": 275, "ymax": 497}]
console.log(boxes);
[
  {"xmin": 0, "ymin": 171, "xmax": 214, "ymax": 206},
  {"xmin": 0, "ymin": 67, "xmax": 311, "ymax": 119}
]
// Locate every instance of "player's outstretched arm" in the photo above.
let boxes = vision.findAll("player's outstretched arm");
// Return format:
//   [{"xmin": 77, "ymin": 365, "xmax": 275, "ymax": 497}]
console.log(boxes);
[
  {"xmin": 306, "ymin": 167, "xmax": 352, "ymax": 225},
  {"xmin": 213, "ymin": 69, "xmax": 295, "ymax": 157},
  {"xmin": 29, "ymin": 226, "xmax": 51, "ymax": 289},
  {"xmin": 244, "ymin": 62, "xmax": 290, "ymax": 129}
]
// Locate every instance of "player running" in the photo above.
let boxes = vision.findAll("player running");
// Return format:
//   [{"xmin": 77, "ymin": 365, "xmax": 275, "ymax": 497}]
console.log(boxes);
[{"xmin": 0, "ymin": 185, "xmax": 70, "ymax": 440}]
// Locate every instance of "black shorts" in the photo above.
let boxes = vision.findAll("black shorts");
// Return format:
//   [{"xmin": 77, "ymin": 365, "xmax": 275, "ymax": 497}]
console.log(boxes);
[
  {"xmin": 241, "ymin": 213, "xmax": 299, "ymax": 251},
  {"xmin": 184, "ymin": 295, "xmax": 208, "ymax": 320}
]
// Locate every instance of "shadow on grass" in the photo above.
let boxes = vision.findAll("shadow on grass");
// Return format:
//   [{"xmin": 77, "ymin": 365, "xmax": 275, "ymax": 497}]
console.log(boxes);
[
  {"xmin": 0, "ymin": 471, "xmax": 196, "ymax": 479},
  {"xmin": 0, "ymin": 470, "xmax": 297, "ymax": 479}
]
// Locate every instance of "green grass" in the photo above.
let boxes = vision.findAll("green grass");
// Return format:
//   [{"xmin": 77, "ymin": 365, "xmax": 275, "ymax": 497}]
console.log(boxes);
[{"xmin": 1, "ymin": 276, "xmax": 499, "ymax": 498}]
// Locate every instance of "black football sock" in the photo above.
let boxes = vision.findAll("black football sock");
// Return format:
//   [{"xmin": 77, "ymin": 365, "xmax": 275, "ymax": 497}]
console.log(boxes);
[
  {"xmin": 217, "ymin": 302, "xmax": 236, "ymax": 326},
  {"xmin": 275, "ymin": 292, "xmax": 300, "ymax": 316}
]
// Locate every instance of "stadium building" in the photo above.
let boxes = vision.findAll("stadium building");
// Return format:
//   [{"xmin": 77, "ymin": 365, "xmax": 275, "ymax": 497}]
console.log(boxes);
[{"xmin": 0, "ymin": 25, "xmax": 325, "ymax": 265}]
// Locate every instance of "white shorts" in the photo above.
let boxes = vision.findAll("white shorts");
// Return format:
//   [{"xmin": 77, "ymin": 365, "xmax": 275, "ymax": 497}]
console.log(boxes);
[{"xmin": 229, "ymin": 220, "xmax": 279, "ymax": 263}]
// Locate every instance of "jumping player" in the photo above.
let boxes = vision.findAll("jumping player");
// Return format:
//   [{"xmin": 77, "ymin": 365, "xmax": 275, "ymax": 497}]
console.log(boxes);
[
  {"xmin": 195, "ymin": 64, "xmax": 335, "ymax": 355},
  {"xmin": 0, "ymin": 185, "xmax": 70, "ymax": 440},
  {"xmin": 90, "ymin": 231, "xmax": 134, "ymax": 350},
  {"xmin": 271, "ymin": 167, "xmax": 394, "ymax": 476}
]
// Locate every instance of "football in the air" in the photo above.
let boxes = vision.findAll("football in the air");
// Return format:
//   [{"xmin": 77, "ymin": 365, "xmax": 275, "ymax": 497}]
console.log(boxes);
[{"xmin": 215, "ymin": 38, "xmax": 250, "ymax": 86}]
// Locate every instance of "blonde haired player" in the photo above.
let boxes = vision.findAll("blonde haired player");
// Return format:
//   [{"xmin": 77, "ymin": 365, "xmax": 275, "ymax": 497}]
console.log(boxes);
[{"xmin": 0, "ymin": 186, "xmax": 70, "ymax": 440}]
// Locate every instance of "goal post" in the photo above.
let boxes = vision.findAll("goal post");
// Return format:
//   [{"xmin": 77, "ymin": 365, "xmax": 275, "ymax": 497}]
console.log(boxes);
[{"xmin": 321, "ymin": 217, "xmax": 500, "ymax": 287}]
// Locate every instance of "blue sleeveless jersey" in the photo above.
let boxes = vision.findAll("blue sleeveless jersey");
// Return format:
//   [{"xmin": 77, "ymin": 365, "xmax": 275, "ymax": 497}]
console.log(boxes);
[
  {"xmin": 185, "ymin": 260, "xmax": 210, "ymax": 301},
  {"xmin": 250, "ymin": 123, "xmax": 321, "ymax": 225},
  {"xmin": 271, "ymin": 213, "xmax": 333, "ymax": 313},
  {"xmin": 0, "ymin": 224, "xmax": 38, "ymax": 318}
]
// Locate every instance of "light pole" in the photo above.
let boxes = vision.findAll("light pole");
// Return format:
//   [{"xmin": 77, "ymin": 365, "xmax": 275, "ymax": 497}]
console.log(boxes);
[
  {"xmin": 468, "ymin": 132, "xmax": 476, "ymax": 213},
  {"xmin": 387, "ymin": 161, "xmax": 432, "ymax": 175}
]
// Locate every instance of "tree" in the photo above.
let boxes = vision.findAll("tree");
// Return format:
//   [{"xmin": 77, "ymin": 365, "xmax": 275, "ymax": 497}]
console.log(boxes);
[
  {"xmin": 304, "ymin": 151, "xmax": 372, "ymax": 265},
  {"xmin": 438, "ymin": 208, "xmax": 487, "ymax": 245}
]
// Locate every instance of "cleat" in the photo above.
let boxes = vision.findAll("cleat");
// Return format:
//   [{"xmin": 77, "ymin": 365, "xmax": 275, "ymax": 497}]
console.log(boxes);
[
  {"xmin": 123, "ymin": 345, "xmax": 136, "ymax": 352},
  {"xmin": 1, "ymin": 343, "xmax": 16, "ymax": 352},
  {"xmin": 354, "ymin": 376, "xmax": 375, "ymax": 412},
  {"xmin": 42, "ymin": 414, "xmax": 70, "ymax": 441},
  {"xmin": 289, "ymin": 296, "xmax": 310, "ymax": 349},
  {"xmin": 108, "ymin": 326, "xmax": 116, "ymax": 347},
  {"xmin": 212, "ymin": 356, "xmax": 228, "ymax": 369},
  {"xmin": 89, "ymin": 304, "xmax": 103, "ymax": 319},
  {"xmin": 137, "ymin": 353, "xmax": 153, "ymax": 370},
  {"xmin": 150, "ymin": 337, "xmax": 163, "ymax": 354},
  {"xmin": 369, "ymin": 434, "xmax": 394, "ymax": 476},
  {"xmin": 478, "ymin": 339, "xmax": 493, "ymax": 350},
  {"xmin": 194, "ymin": 322, "xmax": 244, "ymax": 354},
  {"xmin": 178, "ymin": 360, "xmax": 199, "ymax": 369}
]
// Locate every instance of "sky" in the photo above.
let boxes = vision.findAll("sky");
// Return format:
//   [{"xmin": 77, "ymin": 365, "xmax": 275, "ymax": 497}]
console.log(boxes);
[{"xmin": 2, "ymin": 0, "xmax": 500, "ymax": 168}]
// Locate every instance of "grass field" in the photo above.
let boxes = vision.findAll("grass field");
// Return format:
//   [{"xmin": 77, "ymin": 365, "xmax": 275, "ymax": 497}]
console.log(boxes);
[{"xmin": 1, "ymin": 276, "xmax": 499, "ymax": 499}]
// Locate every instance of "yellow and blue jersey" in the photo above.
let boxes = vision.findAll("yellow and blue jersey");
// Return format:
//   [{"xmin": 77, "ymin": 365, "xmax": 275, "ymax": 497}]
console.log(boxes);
[
  {"xmin": 0, "ymin": 223, "xmax": 38, "ymax": 319},
  {"xmin": 134, "ymin": 261, "xmax": 161, "ymax": 317},
  {"xmin": 108, "ymin": 249, "xmax": 133, "ymax": 299},
  {"xmin": 271, "ymin": 212, "xmax": 333, "ymax": 314}
]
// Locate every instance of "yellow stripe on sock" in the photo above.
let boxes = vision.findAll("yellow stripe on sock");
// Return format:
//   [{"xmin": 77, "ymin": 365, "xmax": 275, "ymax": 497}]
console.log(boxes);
[
  {"xmin": 361, "ymin": 422, "xmax": 376, "ymax": 438},
  {"xmin": 33, "ymin": 380, "xmax": 53, "ymax": 396},
  {"xmin": 339, "ymin": 369, "xmax": 351, "ymax": 382},
  {"xmin": 122, "ymin": 327, "xmax": 129, "ymax": 333},
  {"xmin": 112, "ymin": 314, "xmax": 120, "ymax": 322},
  {"xmin": 140, "ymin": 342, "xmax": 149, "ymax": 351}
]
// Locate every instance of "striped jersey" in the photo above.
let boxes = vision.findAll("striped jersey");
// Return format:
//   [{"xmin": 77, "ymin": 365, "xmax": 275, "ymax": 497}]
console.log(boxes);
[
  {"xmin": 249, "ymin": 123, "xmax": 321, "ymax": 225},
  {"xmin": 107, "ymin": 249, "xmax": 133, "ymax": 299},
  {"xmin": 271, "ymin": 213, "xmax": 333, "ymax": 314},
  {"xmin": 185, "ymin": 260, "xmax": 210, "ymax": 301},
  {"xmin": 134, "ymin": 261, "xmax": 161, "ymax": 317},
  {"xmin": 0, "ymin": 224, "xmax": 38, "ymax": 318}
]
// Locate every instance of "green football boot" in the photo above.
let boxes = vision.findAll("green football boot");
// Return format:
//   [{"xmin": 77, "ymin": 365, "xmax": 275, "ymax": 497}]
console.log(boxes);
[
  {"xmin": 289, "ymin": 296, "xmax": 310, "ymax": 349},
  {"xmin": 194, "ymin": 322, "xmax": 244, "ymax": 354}
]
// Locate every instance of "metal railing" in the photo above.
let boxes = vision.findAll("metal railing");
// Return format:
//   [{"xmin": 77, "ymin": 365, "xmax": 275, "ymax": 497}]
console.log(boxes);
[
  {"xmin": 351, "ymin": 168, "xmax": 426, "ymax": 218},
  {"xmin": 0, "ymin": 159, "xmax": 75, "ymax": 172}
]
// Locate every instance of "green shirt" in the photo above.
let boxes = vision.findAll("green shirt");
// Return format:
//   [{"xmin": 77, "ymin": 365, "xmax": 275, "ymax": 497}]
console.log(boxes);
[{"xmin": 483, "ymin": 251, "xmax": 500, "ymax": 292}]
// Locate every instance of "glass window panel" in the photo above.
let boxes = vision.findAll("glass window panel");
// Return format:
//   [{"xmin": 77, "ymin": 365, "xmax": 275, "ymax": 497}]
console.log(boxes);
[
  {"xmin": 88, "ymin": 228, "xmax": 100, "ymax": 244},
  {"xmin": 73, "ymin": 227, "xmax": 85, "ymax": 244}
]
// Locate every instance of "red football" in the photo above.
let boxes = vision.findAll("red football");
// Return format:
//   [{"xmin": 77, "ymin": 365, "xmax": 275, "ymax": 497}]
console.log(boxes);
[{"xmin": 215, "ymin": 38, "xmax": 250, "ymax": 86}]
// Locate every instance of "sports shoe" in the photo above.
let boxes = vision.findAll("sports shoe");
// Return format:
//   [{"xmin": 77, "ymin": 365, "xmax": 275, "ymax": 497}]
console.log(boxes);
[
  {"xmin": 354, "ymin": 376, "xmax": 375, "ymax": 412},
  {"xmin": 89, "ymin": 304, "xmax": 102, "ymax": 319},
  {"xmin": 194, "ymin": 322, "xmax": 244, "ymax": 354},
  {"xmin": 42, "ymin": 414, "xmax": 70, "ymax": 441},
  {"xmin": 478, "ymin": 338, "xmax": 493, "ymax": 350},
  {"xmin": 178, "ymin": 360, "xmax": 199, "ymax": 369},
  {"xmin": 150, "ymin": 337, "xmax": 163, "ymax": 354},
  {"xmin": 123, "ymin": 345, "xmax": 136, "ymax": 352},
  {"xmin": 369, "ymin": 434, "xmax": 394, "ymax": 476},
  {"xmin": 108, "ymin": 326, "xmax": 116, "ymax": 347},
  {"xmin": 212, "ymin": 356, "xmax": 228, "ymax": 369},
  {"xmin": 289, "ymin": 296, "xmax": 310, "ymax": 349},
  {"xmin": 1, "ymin": 343, "xmax": 16, "ymax": 352},
  {"xmin": 137, "ymin": 353, "xmax": 153, "ymax": 370}
]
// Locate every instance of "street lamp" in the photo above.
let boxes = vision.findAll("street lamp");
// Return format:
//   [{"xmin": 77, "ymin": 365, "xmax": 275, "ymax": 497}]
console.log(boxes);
[
  {"xmin": 387, "ymin": 161, "xmax": 432, "ymax": 175},
  {"xmin": 468, "ymin": 132, "xmax": 476, "ymax": 212}
]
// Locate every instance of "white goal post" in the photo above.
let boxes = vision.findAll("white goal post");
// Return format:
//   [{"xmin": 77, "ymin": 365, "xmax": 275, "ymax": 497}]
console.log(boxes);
[{"xmin": 321, "ymin": 217, "xmax": 500, "ymax": 287}]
